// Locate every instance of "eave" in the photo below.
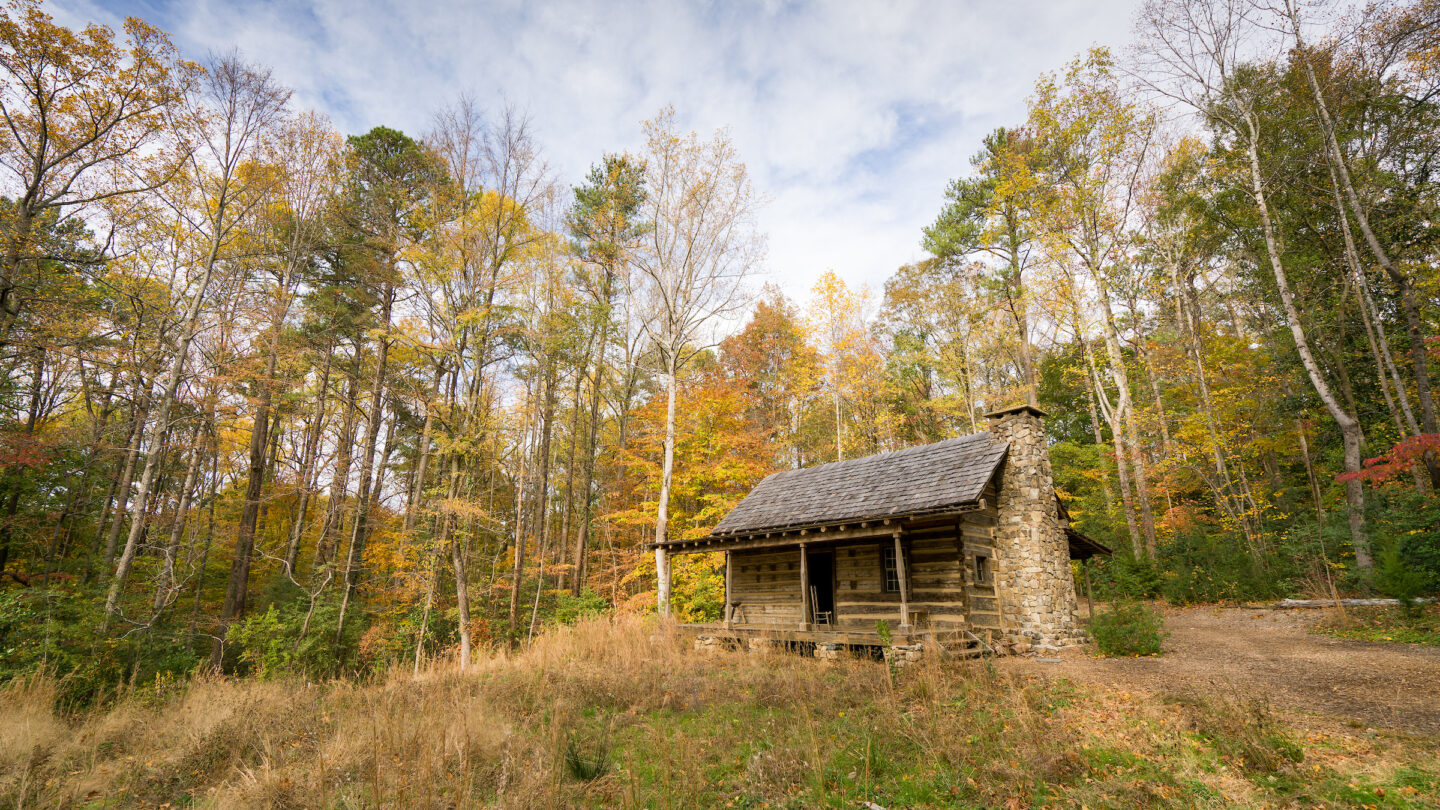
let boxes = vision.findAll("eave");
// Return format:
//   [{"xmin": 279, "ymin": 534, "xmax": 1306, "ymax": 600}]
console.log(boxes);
[{"xmin": 647, "ymin": 500, "xmax": 985, "ymax": 555}]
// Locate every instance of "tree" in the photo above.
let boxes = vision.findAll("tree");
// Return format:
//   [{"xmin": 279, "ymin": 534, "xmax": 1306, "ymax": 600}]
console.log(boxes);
[
  {"xmin": 1029, "ymin": 48, "xmax": 1161, "ymax": 558},
  {"xmin": 0, "ymin": 0, "xmax": 191, "ymax": 344},
  {"xmin": 567, "ymin": 154, "xmax": 647, "ymax": 595},
  {"xmin": 1134, "ymin": 0, "xmax": 1373, "ymax": 570},
  {"xmin": 105, "ymin": 53, "xmax": 290, "ymax": 624},
  {"xmin": 924, "ymin": 128, "xmax": 1043, "ymax": 407},
  {"xmin": 329, "ymin": 125, "xmax": 445, "ymax": 644},
  {"xmin": 633, "ymin": 108, "xmax": 762, "ymax": 614}
]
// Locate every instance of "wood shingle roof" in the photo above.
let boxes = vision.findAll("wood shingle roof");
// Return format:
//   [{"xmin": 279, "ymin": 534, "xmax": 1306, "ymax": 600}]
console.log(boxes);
[{"xmin": 710, "ymin": 432, "xmax": 1008, "ymax": 537}]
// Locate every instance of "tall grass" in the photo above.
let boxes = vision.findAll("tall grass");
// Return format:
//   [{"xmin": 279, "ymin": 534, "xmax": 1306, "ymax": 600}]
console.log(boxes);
[{"xmin": 1, "ymin": 614, "xmax": 1434, "ymax": 808}]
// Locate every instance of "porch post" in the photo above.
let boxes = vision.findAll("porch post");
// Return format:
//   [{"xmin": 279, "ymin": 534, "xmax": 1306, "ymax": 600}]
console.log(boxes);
[
  {"xmin": 894, "ymin": 531, "xmax": 911, "ymax": 631},
  {"xmin": 799, "ymin": 543, "xmax": 811, "ymax": 630},
  {"xmin": 724, "ymin": 550, "xmax": 734, "ymax": 628}
]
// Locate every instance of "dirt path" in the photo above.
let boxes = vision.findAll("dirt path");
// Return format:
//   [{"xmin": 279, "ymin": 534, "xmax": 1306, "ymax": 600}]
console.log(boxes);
[{"xmin": 1001, "ymin": 605, "xmax": 1440, "ymax": 737}]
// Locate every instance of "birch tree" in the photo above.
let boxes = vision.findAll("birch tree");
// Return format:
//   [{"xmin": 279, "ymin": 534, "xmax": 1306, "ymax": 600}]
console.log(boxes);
[{"xmin": 634, "ymin": 108, "xmax": 762, "ymax": 614}]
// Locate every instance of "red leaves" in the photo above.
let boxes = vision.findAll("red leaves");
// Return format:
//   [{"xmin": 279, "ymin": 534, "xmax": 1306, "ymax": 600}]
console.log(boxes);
[
  {"xmin": 0, "ymin": 433, "xmax": 55, "ymax": 469},
  {"xmin": 1337, "ymin": 434, "xmax": 1440, "ymax": 484}
]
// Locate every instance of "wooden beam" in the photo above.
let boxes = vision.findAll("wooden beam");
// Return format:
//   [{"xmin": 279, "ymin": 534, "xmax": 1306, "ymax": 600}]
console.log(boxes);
[
  {"xmin": 724, "ymin": 550, "xmax": 734, "ymax": 628},
  {"xmin": 799, "ymin": 543, "xmax": 811, "ymax": 630},
  {"xmin": 894, "ymin": 530, "xmax": 911, "ymax": 631}
]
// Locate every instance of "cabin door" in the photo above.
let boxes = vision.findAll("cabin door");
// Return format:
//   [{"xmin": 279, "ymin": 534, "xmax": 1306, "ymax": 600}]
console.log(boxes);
[{"xmin": 809, "ymin": 551, "xmax": 835, "ymax": 625}]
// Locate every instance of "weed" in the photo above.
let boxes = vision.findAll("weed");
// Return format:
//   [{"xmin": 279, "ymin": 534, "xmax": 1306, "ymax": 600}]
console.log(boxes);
[{"xmin": 563, "ymin": 735, "xmax": 612, "ymax": 782}]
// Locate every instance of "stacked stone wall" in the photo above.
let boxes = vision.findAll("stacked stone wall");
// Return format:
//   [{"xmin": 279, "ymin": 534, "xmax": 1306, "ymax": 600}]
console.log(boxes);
[{"xmin": 986, "ymin": 406, "xmax": 1082, "ymax": 650}]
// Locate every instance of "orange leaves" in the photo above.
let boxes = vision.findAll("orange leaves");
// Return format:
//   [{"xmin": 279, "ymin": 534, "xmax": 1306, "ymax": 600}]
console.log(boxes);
[{"xmin": 605, "ymin": 361, "xmax": 775, "ymax": 543}]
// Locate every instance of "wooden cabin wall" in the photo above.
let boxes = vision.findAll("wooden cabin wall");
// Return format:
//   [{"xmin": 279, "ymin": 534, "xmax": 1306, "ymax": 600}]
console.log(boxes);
[
  {"xmin": 728, "ymin": 547, "xmax": 803, "ymax": 626},
  {"xmin": 962, "ymin": 481, "xmax": 1002, "ymax": 637},
  {"xmin": 723, "ymin": 484, "xmax": 1003, "ymax": 636},
  {"xmin": 832, "ymin": 529, "xmax": 969, "ymax": 633}
]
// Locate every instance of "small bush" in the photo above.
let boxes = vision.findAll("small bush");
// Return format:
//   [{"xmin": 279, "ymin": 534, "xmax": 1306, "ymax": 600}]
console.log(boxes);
[
  {"xmin": 1375, "ymin": 545, "xmax": 1433, "ymax": 617},
  {"xmin": 225, "ymin": 595, "xmax": 359, "ymax": 679},
  {"xmin": 551, "ymin": 590, "xmax": 611, "ymax": 625},
  {"xmin": 1090, "ymin": 602, "xmax": 1167, "ymax": 657}
]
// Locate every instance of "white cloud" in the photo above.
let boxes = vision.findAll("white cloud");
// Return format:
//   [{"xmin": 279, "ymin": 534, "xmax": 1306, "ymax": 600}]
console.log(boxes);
[{"xmin": 53, "ymin": 0, "xmax": 1141, "ymax": 304}]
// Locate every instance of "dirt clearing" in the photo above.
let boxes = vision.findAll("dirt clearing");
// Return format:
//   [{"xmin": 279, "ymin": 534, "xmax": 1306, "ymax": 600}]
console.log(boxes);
[{"xmin": 1003, "ymin": 605, "xmax": 1440, "ymax": 737}]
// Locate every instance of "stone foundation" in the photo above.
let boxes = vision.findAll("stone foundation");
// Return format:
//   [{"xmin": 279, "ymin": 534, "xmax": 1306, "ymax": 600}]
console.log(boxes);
[
  {"xmin": 693, "ymin": 635, "xmax": 724, "ymax": 653},
  {"xmin": 884, "ymin": 643, "xmax": 925, "ymax": 668},
  {"xmin": 995, "ymin": 627, "xmax": 1088, "ymax": 656},
  {"xmin": 813, "ymin": 642, "xmax": 845, "ymax": 661}
]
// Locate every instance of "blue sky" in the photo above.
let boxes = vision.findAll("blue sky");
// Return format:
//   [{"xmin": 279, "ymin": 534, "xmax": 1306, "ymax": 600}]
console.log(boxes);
[{"xmin": 56, "ymin": 0, "xmax": 1142, "ymax": 301}]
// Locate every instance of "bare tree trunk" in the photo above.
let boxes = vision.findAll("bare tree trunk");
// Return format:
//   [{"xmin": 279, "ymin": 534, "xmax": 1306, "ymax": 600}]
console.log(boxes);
[
  {"xmin": 154, "ymin": 441, "xmax": 203, "ymax": 610},
  {"xmin": 404, "ymin": 364, "xmax": 444, "ymax": 534},
  {"xmin": 1286, "ymin": 2, "xmax": 1439, "ymax": 488},
  {"xmin": 1096, "ymin": 282, "xmax": 1158, "ymax": 558},
  {"xmin": 105, "ymin": 241, "xmax": 221, "ymax": 623},
  {"xmin": 1242, "ymin": 116, "xmax": 1371, "ymax": 570},
  {"xmin": 101, "ymin": 390, "xmax": 149, "ymax": 575},
  {"xmin": 336, "ymin": 283, "xmax": 395, "ymax": 641},
  {"xmin": 218, "ymin": 344, "xmax": 281, "ymax": 642},
  {"xmin": 1084, "ymin": 335, "xmax": 1143, "ymax": 556},
  {"xmin": 571, "ymin": 328, "xmax": 610, "ymax": 597},
  {"xmin": 653, "ymin": 359, "xmax": 678, "ymax": 614},
  {"xmin": 1083, "ymin": 372, "xmax": 1118, "ymax": 516},
  {"xmin": 1297, "ymin": 418, "xmax": 1325, "ymax": 522},
  {"xmin": 286, "ymin": 349, "xmax": 333, "ymax": 574},
  {"xmin": 556, "ymin": 336, "xmax": 592, "ymax": 591},
  {"xmin": 508, "ymin": 379, "xmax": 538, "ymax": 635},
  {"xmin": 317, "ymin": 365, "xmax": 359, "ymax": 568}
]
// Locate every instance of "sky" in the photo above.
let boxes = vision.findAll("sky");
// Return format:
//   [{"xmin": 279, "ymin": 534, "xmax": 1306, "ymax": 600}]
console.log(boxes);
[{"xmin": 55, "ymin": 0, "xmax": 1143, "ymax": 303}]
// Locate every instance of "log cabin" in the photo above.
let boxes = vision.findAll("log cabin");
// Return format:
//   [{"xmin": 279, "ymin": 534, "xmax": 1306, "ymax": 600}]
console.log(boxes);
[{"xmin": 650, "ymin": 404, "xmax": 1109, "ymax": 657}]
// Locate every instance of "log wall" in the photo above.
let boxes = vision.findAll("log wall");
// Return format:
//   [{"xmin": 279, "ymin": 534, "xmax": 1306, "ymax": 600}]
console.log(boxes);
[{"xmin": 726, "ymin": 501, "xmax": 1001, "ymax": 636}]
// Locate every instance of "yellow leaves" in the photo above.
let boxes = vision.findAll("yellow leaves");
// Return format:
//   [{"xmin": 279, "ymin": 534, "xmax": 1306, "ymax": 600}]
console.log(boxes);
[{"xmin": 436, "ymin": 498, "xmax": 504, "ymax": 528}]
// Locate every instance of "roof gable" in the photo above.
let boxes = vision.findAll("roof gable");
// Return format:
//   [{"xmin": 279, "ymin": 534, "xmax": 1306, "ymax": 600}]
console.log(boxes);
[{"xmin": 711, "ymin": 432, "xmax": 1008, "ymax": 537}]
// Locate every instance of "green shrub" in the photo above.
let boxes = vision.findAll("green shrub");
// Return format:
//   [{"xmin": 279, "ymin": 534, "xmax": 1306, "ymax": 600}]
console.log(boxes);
[
  {"xmin": 1090, "ymin": 602, "xmax": 1167, "ymax": 657},
  {"xmin": 551, "ymin": 590, "xmax": 611, "ymax": 625},
  {"xmin": 225, "ymin": 595, "xmax": 359, "ymax": 679},
  {"xmin": 1157, "ymin": 529, "xmax": 1291, "ymax": 604},
  {"xmin": 563, "ymin": 734, "xmax": 612, "ymax": 782},
  {"xmin": 1091, "ymin": 553, "xmax": 1162, "ymax": 601},
  {"xmin": 1375, "ymin": 545, "xmax": 1432, "ymax": 617},
  {"xmin": 0, "ymin": 587, "xmax": 201, "ymax": 710}
]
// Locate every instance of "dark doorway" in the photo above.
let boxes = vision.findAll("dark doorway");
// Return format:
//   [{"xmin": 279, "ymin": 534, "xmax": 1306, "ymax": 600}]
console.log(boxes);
[{"xmin": 809, "ymin": 552, "xmax": 835, "ymax": 625}]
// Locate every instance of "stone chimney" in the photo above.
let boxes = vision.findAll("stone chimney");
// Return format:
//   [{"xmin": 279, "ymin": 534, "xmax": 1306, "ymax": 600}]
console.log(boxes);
[{"xmin": 985, "ymin": 404, "xmax": 1081, "ymax": 649}]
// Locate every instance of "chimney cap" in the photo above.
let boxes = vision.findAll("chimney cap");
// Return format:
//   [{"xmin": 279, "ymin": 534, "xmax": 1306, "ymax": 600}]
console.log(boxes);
[{"xmin": 984, "ymin": 403, "xmax": 1049, "ymax": 420}]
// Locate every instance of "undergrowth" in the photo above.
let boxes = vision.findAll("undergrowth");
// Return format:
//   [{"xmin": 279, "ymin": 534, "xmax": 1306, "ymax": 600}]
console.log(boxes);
[
  {"xmin": 0, "ymin": 614, "xmax": 1435, "ymax": 808},
  {"xmin": 1313, "ymin": 604, "xmax": 1440, "ymax": 647}
]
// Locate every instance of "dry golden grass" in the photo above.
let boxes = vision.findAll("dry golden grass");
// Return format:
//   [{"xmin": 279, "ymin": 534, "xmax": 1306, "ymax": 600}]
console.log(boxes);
[{"xmin": 2, "ymin": 614, "xmax": 1436, "ymax": 808}]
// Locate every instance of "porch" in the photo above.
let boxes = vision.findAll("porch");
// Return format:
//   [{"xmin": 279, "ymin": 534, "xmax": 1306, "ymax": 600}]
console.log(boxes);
[{"xmin": 677, "ymin": 620, "xmax": 993, "ymax": 656}]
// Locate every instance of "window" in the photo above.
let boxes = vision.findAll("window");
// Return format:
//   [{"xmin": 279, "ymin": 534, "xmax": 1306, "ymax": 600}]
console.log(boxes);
[
  {"xmin": 882, "ymin": 546, "xmax": 900, "ymax": 593},
  {"xmin": 973, "ymin": 554, "xmax": 991, "ymax": 585}
]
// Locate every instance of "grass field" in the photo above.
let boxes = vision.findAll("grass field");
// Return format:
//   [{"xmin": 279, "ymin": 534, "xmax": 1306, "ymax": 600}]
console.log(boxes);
[{"xmin": 3, "ymin": 615, "xmax": 1437, "ymax": 808}]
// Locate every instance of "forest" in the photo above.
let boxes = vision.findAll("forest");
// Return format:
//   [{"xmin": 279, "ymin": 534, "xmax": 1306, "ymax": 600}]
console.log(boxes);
[{"xmin": 0, "ymin": 0, "xmax": 1437, "ymax": 708}]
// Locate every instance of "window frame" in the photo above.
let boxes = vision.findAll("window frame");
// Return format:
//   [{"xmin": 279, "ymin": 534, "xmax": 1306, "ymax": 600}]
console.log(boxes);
[
  {"xmin": 881, "ymin": 546, "xmax": 901, "ymax": 593},
  {"xmin": 972, "ymin": 553, "xmax": 991, "ymax": 585}
]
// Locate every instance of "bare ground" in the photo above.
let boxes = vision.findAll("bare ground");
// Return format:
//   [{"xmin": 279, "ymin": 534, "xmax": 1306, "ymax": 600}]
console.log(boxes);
[{"xmin": 1001, "ymin": 605, "xmax": 1440, "ymax": 738}]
